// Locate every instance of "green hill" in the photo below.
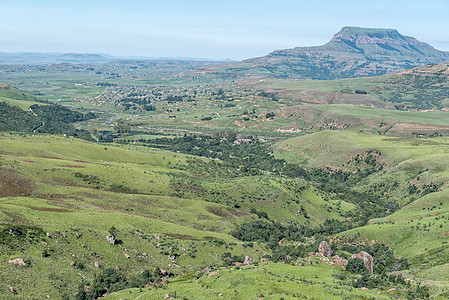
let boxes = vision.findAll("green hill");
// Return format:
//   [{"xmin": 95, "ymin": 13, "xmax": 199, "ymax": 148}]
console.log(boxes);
[
  {"xmin": 275, "ymin": 131, "xmax": 449, "ymax": 286},
  {"xmin": 0, "ymin": 83, "xmax": 96, "ymax": 139},
  {"xmin": 0, "ymin": 133, "xmax": 362, "ymax": 298}
]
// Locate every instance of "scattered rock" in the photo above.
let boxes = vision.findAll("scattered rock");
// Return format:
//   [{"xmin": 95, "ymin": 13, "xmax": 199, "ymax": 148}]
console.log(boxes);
[
  {"xmin": 60, "ymin": 232, "xmax": 67, "ymax": 238},
  {"xmin": 330, "ymin": 255, "xmax": 348, "ymax": 266},
  {"xmin": 243, "ymin": 256, "xmax": 254, "ymax": 265},
  {"xmin": 106, "ymin": 235, "xmax": 116, "ymax": 245},
  {"xmin": 161, "ymin": 277, "xmax": 168, "ymax": 284},
  {"xmin": 351, "ymin": 251, "xmax": 374, "ymax": 273},
  {"xmin": 318, "ymin": 241, "xmax": 332, "ymax": 257},
  {"xmin": 76, "ymin": 232, "xmax": 82, "ymax": 238},
  {"xmin": 123, "ymin": 253, "xmax": 130, "ymax": 259},
  {"xmin": 8, "ymin": 258, "xmax": 26, "ymax": 266},
  {"xmin": 94, "ymin": 261, "xmax": 101, "ymax": 268},
  {"xmin": 9, "ymin": 286, "xmax": 16, "ymax": 294},
  {"xmin": 46, "ymin": 232, "xmax": 52, "ymax": 238},
  {"xmin": 208, "ymin": 271, "xmax": 218, "ymax": 278},
  {"xmin": 42, "ymin": 242, "xmax": 47, "ymax": 246}
]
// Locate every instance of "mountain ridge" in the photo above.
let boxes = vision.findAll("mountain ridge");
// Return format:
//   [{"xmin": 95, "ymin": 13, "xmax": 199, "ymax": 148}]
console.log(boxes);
[{"xmin": 219, "ymin": 27, "xmax": 449, "ymax": 80}]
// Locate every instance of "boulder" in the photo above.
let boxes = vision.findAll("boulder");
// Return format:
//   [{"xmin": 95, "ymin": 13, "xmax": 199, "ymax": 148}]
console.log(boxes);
[
  {"xmin": 123, "ymin": 253, "xmax": 130, "ymax": 259},
  {"xmin": 9, "ymin": 286, "xmax": 16, "ymax": 294},
  {"xmin": 94, "ymin": 261, "xmax": 101, "ymax": 268},
  {"xmin": 318, "ymin": 241, "xmax": 332, "ymax": 257},
  {"xmin": 208, "ymin": 271, "xmax": 218, "ymax": 278},
  {"xmin": 161, "ymin": 277, "xmax": 168, "ymax": 284},
  {"xmin": 8, "ymin": 258, "xmax": 26, "ymax": 267},
  {"xmin": 106, "ymin": 235, "xmax": 116, "ymax": 245},
  {"xmin": 351, "ymin": 251, "xmax": 374, "ymax": 273},
  {"xmin": 243, "ymin": 256, "xmax": 254, "ymax": 265},
  {"xmin": 330, "ymin": 255, "xmax": 348, "ymax": 266}
]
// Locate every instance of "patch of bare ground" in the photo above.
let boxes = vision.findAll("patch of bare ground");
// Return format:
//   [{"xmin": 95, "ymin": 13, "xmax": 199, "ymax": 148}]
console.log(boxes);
[
  {"xmin": 206, "ymin": 206, "xmax": 248, "ymax": 219},
  {"xmin": 387, "ymin": 123, "xmax": 449, "ymax": 137},
  {"xmin": 207, "ymin": 206, "xmax": 234, "ymax": 219},
  {"xmin": 27, "ymin": 206, "xmax": 71, "ymax": 212},
  {"xmin": 0, "ymin": 167, "xmax": 35, "ymax": 197},
  {"xmin": 57, "ymin": 165, "xmax": 85, "ymax": 168}
]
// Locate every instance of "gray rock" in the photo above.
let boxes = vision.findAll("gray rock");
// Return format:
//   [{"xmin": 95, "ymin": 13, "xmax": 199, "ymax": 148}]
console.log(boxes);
[
  {"xmin": 318, "ymin": 241, "xmax": 332, "ymax": 257},
  {"xmin": 243, "ymin": 255, "xmax": 254, "ymax": 265},
  {"xmin": 351, "ymin": 251, "xmax": 374, "ymax": 273},
  {"xmin": 106, "ymin": 235, "xmax": 116, "ymax": 245},
  {"xmin": 8, "ymin": 258, "xmax": 26, "ymax": 266}
]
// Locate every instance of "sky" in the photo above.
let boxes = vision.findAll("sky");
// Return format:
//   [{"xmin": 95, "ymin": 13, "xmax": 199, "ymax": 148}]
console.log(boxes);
[{"xmin": 1, "ymin": 0, "xmax": 449, "ymax": 60}]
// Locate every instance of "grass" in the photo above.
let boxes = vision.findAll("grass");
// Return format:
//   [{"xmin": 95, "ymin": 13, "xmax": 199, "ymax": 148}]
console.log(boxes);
[
  {"xmin": 0, "ymin": 133, "xmax": 356, "ymax": 298},
  {"xmin": 315, "ymin": 104, "xmax": 449, "ymax": 127},
  {"xmin": 106, "ymin": 261, "xmax": 392, "ymax": 300},
  {"xmin": 275, "ymin": 130, "xmax": 449, "ymax": 285}
]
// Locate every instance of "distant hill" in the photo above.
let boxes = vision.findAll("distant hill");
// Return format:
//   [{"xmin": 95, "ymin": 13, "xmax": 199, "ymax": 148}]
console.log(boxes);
[
  {"xmin": 0, "ymin": 52, "xmax": 112, "ymax": 64},
  {"xmin": 0, "ymin": 83, "xmax": 95, "ymax": 138},
  {"xmin": 213, "ymin": 27, "xmax": 449, "ymax": 79},
  {"xmin": 0, "ymin": 52, "xmax": 232, "ymax": 65}
]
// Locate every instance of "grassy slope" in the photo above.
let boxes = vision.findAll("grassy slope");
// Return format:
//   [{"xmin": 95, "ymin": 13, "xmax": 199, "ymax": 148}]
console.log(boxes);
[
  {"xmin": 0, "ymin": 83, "xmax": 44, "ymax": 109},
  {"xmin": 106, "ymin": 261, "xmax": 392, "ymax": 300},
  {"xmin": 275, "ymin": 130, "xmax": 449, "ymax": 283},
  {"xmin": 0, "ymin": 133, "xmax": 356, "ymax": 298}
]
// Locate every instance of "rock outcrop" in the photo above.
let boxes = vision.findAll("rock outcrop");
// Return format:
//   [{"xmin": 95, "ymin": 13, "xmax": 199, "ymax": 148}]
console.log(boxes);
[
  {"xmin": 244, "ymin": 256, "xmax": 254, "ymax": 265},
  {"xmin": 106, "ymin": 235, "xmax": 116, "ymax": 245},
  {"xmin": 8, "ymin": 258, "xmax": 26, "ymax": 266},
  {"xmin": 330, "ymin": 255, "xmax": 348, "ymax": 267},
  {"xmin": 318, "ymin": 241, "xmax": 332, "ymax": 257},
  {"xmin": 351, "ymin": 251, "xmax": 374, "ymax": 273}
]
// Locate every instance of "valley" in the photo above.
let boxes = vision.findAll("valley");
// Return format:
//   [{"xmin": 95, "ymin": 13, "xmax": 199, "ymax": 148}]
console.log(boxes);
[{"xmin": 1, "ymin": 27, "xmax": 449, "ymax": 299}]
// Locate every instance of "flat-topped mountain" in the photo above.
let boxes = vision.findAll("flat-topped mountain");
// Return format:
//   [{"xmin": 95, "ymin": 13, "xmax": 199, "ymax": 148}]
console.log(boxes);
[{"xmin": 220, "ymin": 27, "xmax": 449, "ymax": 79}]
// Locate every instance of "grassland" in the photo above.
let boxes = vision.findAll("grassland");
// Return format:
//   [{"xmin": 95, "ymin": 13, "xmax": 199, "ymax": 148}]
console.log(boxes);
[
  {"xmin": 106, "ymin": 261, "xmax": 394, "ymax": 300},
  {"xmin": 0, "ymin": 133, "xmax": 362, "ymax": 298},
  {"xmin": 275, "ymin": 131, "xmax": 449, "ymax": 287},
  {"xmin": 3, "ymin": 61, "xmax": 449, "ymax": 298}
]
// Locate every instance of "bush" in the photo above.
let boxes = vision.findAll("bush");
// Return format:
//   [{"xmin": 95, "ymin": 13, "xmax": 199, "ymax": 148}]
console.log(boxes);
[{"xmin": 346, "ymin": 257, "xmax": 367, "ymax": 274}]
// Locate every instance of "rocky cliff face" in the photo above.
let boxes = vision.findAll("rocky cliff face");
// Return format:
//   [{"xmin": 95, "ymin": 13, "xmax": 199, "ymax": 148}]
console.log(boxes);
[{"xmin": 229, "ymin": 27, "xmax": 449, "ymax": 79}]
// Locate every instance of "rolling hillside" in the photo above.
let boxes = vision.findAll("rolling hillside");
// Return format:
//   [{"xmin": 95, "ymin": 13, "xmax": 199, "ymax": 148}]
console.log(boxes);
[
  {"xmin": 0, "ymin": 133, "xmax": 362, "ymax": 298},
  {"xmin": 275, "ymin": 131, "xmax": 449, "ymax": 284}
]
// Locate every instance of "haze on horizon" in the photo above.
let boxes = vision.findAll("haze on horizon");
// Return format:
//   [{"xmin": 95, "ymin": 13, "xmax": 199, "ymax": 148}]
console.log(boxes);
[{"xmin": 1, "ymin": 0, "xmax": 449, "ymax": 61}]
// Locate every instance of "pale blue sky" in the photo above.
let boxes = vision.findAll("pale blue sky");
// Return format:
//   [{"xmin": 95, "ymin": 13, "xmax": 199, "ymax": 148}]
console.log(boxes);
[{"xmin": 1, "ymin": 0, "xmax": 448, "ymax": 60}]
